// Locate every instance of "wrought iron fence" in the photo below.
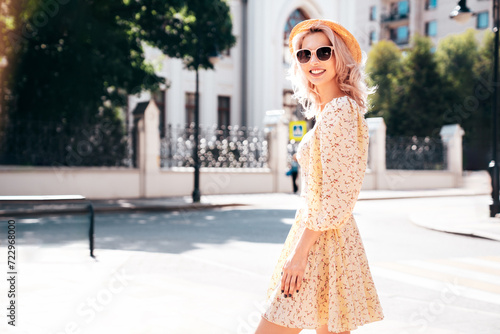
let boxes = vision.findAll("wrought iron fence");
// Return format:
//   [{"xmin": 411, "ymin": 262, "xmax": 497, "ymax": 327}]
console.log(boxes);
[
  {"xmin": 0, "ymin": 115, "xmax": 134, "ymax": 167},
  {"xmin": 386, "ymin": 135, "xmax": 447, "ymax": 170},
  {"xmin": 160, "ymin": 123, "xmax": 269, "ymax": 168}
]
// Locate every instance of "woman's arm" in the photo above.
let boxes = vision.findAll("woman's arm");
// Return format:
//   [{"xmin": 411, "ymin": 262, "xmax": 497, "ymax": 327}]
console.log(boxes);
[{"xmin": 280, "ymin": 228, "xmax": 322, "ymax": 297}]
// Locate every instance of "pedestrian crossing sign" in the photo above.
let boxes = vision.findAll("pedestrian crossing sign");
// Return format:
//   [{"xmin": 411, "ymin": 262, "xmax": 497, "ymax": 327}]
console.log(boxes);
[{"xmin": 289, "ymin": 121, "xmax": 307, "ymax": 141}]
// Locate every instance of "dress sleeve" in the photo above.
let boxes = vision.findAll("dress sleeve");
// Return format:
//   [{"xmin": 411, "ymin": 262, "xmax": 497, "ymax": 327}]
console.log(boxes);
[{"xmin": 304, "ymin": 98, "xmax": 369, "ymax": 231}]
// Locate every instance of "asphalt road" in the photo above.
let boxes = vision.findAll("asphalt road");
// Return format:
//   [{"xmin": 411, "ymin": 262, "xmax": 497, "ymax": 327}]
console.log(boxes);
[{"xmin": 2, "ymin": 194, "xmax": 500, "ymax": 333}]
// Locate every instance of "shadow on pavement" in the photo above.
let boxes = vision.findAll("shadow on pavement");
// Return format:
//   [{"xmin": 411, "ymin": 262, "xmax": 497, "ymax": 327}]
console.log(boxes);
[{"xmin": 11, "ymin": 207, "xmax": 296, "ymax": 254}]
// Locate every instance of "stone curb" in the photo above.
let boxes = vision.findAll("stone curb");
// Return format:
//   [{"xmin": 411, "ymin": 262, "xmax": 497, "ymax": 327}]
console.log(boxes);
[
  {"xmin": 357, "ymin": 189, "xmax": 489, "ymax": 201},
  {"xmin": 409, "ymin": 213, "xmax": 500, "ymax": 242}
]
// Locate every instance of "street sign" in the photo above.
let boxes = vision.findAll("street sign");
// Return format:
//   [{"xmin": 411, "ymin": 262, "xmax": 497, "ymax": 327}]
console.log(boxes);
[{"xmin": 289, "ymin": 121, "xmax": 307, "ymax": 141}]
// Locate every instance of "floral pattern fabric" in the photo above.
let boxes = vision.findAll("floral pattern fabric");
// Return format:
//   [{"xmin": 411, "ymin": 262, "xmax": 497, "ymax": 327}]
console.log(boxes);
[{"xmin": 261, "ymin": 96, "xmax": 384, "ymax": 332}]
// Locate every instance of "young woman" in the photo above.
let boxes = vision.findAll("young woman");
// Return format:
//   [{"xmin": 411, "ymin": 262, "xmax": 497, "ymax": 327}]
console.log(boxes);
[{"xmin": 254, "ymin": 19, "xmax": 384, "ymax": 334}]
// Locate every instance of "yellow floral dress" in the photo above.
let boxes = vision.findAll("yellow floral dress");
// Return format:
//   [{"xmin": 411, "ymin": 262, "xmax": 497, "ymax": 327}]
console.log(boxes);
[{"xmin": 261, "ymin": 96, "xmax": 384, "ymax": 332}]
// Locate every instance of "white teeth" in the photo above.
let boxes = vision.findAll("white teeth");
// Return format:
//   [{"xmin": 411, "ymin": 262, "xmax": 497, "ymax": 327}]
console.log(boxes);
[{"xmin": 311, "ymin": 69, "xmax": 325, "ymax": 74}]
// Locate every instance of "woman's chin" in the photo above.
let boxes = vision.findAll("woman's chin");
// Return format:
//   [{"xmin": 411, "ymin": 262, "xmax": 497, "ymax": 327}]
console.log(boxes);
[{"xmin": 307, "ymin": 77, "xmax": 332, "ymax": 88}]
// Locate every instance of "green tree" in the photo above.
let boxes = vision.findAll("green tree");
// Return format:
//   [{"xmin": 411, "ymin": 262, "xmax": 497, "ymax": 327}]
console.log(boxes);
[
  {"xmin": 0, "ymin": 0, "xmax": 235, "ymax": 166},
  {"xmin": 1, "ymin": 0, "xmax": 165, "ymax": 123},
  {"xmin": 366, "ymin": 40, "xmax": 403, "ymax": 119},
  {"xmin": 436, "ymin": 29, "xmax": 492, "ymax": 169},
  {"xmin": 0, "ymin": 0, "xmax": 167, "ymax": 166},
  {"xmin": 130, "ymin": 0, "xmax": 236, "ymax": 71},
  {"xmin": 436, "ymin": 29, "xmax": 478, "ymax": 99},
  {"xmin": 371, "ymin": 35, "xmax": 448, "ymax": 137},
  {"xmin": 366, "ymin": 29, "xmax": 500, "ymax": 169}
]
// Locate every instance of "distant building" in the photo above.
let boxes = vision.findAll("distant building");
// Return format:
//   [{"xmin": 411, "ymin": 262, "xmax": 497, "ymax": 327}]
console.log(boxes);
[
  {"xmin": 354, "ymin": 0, "xmax": 493, "ymax": 52},
  {"xmin": 127, "ymin": 0, "xmax": 358, "ymax": 134}
]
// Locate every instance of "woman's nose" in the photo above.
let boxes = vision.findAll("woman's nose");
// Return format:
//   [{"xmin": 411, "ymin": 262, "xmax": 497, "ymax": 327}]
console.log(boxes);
[{"xmin": 309, "ymin": 52, "xmax": 320, "ymax": 64}]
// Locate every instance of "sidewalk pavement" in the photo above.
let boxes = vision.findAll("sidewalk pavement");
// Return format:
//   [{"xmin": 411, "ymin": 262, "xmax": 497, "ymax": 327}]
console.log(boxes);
[
  {"xmin": 1, "ymin": 186, "xmax": 499, "ymax": 242},
  {"xmin": 408, "ymin": 196, "xmax": 500, "ymax": 242},
  {"xmin": 362, "ymin": 188, "xmax": 500, "ymax": 242}
]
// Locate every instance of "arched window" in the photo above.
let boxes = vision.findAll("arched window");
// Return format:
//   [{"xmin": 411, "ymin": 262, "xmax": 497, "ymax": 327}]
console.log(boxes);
[
  {"xmin": 282, "ymin": 9, "xmax": 309, "ymax": 127},
  {"xmin": 283, "ymin": 9, "xmax": 309, "ymax": 64},
  {"xmin": 284, "ymin": 9, "xmax": 309, "ymax": 42}
]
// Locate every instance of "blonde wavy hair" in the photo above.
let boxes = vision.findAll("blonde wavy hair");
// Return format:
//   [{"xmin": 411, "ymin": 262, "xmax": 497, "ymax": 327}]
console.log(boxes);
[{"xmin": 288, "ymin": 22, "xmax": 372, "ymax": 119}]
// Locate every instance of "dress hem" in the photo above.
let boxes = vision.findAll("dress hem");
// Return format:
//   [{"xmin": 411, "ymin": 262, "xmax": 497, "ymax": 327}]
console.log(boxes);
[{"xmin": 261, "ymin": 312, "xmax": 384, "ymax": 333}]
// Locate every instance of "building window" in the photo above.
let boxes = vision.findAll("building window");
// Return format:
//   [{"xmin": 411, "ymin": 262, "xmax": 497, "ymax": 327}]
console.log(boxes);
[
  {"xmin": 369, "ymin": 31, "xmax": 377, "ymax": 45},
  {"xmin": 477, "ymin": 11, "xmax": 489, "ymax": 29},
  {"xmin": 425, "ymin": 0, "xmax": 437, "ymax": 10},
  {"xmin": 398, "ymin": 1, "xmax": 409, "ymax": 17},
  {"xmin": 283, "ymin": 8, "xmax": 309, "ymax": 64},
  {"xmin": 370, "ymin": 6, "xmax": 377, "ymax": 21},
  {"xmin": 425, "ymin": 20, "xmax": 437, "ymax": 36},
  {"xmin": 396, "ymin": 25, "xmax": 409, "ymax": 45},
  {"xmin": 185, "ymin": 92, "xmax": 196, "ymax": 125},
  {"xmin": 284, "ymin": 9, "xmax": 309, "ymax": 42},
  {"xmin": 217, "ymin": 96, "xmax": 230, "ymax": 129}
]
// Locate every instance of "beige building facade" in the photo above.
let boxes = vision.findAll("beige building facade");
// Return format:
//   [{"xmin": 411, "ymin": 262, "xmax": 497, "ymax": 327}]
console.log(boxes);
[
  {"xmin": 354, "ymin": 0, "xmax": 493, "ymax": 52},
  {"xmin": 128, "ymin": 0, "xmax": 359, "ymax": 132},
  {"xmin": 129, "ymin": 0, "xmax": 495, "ymax": 133}
]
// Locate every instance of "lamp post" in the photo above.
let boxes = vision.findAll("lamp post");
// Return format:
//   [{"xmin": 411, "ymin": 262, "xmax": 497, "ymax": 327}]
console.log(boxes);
[
  {"xmin": 449, "ymin": 0, "xmax": 500, "ymax": 217},
  {"xmin": 192, "ymin": 51, "xmax": 201, "ymax": 203},
  {"xmin": 192, "ymin": 24, "xmax": 220, "ymax": 203}
]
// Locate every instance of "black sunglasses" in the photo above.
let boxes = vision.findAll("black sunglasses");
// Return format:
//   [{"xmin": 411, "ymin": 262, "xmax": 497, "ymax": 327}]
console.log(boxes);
[{"xmin": 295, "ymin": 46, "xmax": 334, "ymax": 64}]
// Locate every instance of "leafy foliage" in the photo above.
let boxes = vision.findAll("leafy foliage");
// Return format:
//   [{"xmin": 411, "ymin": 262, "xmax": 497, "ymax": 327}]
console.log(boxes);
[
  {"xmin": 0, "ymin": 0, "xmax": 235, "ymax": 166},
  {"xmin": 388, "ymin": 34, "xmax": 448, "ymax": 137},
  {"xmin": 367, "ymin": 29, "xmax": 498, "ymax": 169},
  {"xmin": 435, "ymin": 29, "xmax": 493, "ymax": 169},
  {"xmin": 366, "ymin": 40, "xmax": 402, "ymax": 119},
  {"xmin": 130, "ymin": 0, "xmax": 236, "ymax": 70}
]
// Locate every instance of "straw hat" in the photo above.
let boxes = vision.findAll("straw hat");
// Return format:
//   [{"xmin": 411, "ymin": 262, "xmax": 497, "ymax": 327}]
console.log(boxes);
[{"xmin": 288, "ymin": 19, "xmax": 362, "ymax": 64}]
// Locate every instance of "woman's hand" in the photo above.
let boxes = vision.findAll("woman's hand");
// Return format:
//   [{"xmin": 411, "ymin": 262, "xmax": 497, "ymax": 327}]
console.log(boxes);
[
  {"xmin": 280, "ymin": 250, "xmax": 309, "ymax": 298},
  {"xmin": 280, "ymin": 228, "xmax": 323, "ymax": 298}
]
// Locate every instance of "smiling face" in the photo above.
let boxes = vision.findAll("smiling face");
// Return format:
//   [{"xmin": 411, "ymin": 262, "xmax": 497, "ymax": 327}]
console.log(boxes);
[{"xmin": 297, "ymin": 32, "xmax": 337, "ymax": 93}]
